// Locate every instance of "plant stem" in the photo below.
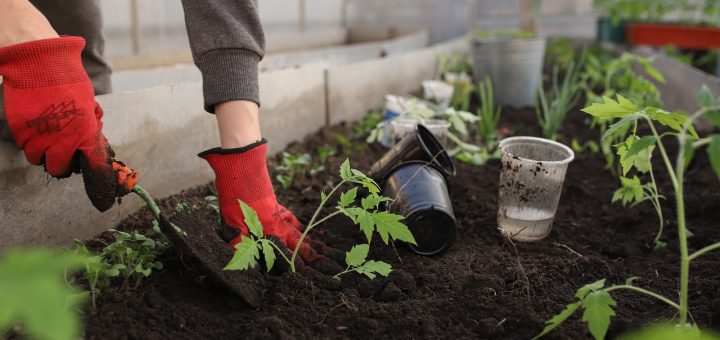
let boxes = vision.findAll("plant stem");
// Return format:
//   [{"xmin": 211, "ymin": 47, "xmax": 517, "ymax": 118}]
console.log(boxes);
[
  {"xmin": 688, "ymin": 242, "xmax": 720, "ymax": 261},
  {"xmin": 132, "ymin": 184, "xmax": 161, "ymax": 221},
  {"xmin": 266, "ymin": 240, "xmax": 293, "ymax": 267},
  {"xmin": 289, "ymin": 180, "xmax": 347, "ymax": 272},
  {"xmin": 675, "ymin": 132, "xmax": 690, "ymax": 325},
  {"xmin": 647, "ymin": 164, "xmax": 665, "ymax": 247},
  {"xmin": 645, "ymin": 117, "xmax": 678, "ymax": 188},
  {"xmin": 604, "ymin": 285, "xmax": 680, "ymax": 310}
]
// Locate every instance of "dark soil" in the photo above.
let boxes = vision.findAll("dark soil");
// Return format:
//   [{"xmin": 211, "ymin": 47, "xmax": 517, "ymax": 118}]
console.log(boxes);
[{"xmin": 83, "ymin": 107, "xmax": 720, "ymax": 339}]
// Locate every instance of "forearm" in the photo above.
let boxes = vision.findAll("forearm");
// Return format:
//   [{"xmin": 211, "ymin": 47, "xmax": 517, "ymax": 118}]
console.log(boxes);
[
  {"xmin": 180, "ymin": 0, "xmax": 265, "ymax": 112},
  {"xmin": 0, "ymin": 0, "xmax": 58, "ymax": 48}
]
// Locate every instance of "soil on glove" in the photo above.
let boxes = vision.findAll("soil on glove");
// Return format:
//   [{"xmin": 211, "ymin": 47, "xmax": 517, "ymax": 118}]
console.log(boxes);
[{"xmin": 83, "ymin": 107, "xmax": 720, "ymax": 339}]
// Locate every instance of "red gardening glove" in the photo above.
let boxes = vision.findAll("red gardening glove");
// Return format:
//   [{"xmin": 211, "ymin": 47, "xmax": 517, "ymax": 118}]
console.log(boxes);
[
  {"xmin": 199, "ymin": 140, "xmax": 324, "ymax": 264},
  {"xmin": 0, "ymin": 36, "xmax": 127, "ymax": 211}
]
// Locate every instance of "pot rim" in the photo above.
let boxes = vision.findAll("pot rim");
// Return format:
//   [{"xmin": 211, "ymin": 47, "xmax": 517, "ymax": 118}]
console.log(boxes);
[{"xmin": 499, "ymin": 136, "xmax": 575, "ymax": 165}]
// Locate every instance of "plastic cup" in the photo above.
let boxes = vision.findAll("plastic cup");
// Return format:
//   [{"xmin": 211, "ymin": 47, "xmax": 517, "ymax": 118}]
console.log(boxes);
[
  {"xmin": 497, "ymin": 136, "xmax": 574, "ymax": 242},
  {"xmin": 422, "ymin": 80, "xmax": 454, "ymax": 108},
  {"xmin": 390, "ymin": 117, "xmax": 450, "ymax": 145}
]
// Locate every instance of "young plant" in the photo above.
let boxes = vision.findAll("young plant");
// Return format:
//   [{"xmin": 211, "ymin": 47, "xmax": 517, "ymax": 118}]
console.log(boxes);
[
  {"xmin": 354, "ymin": 110, "xmax": 383, "ymax": 139},
  {"xmin": 335, "ymin": 134, "xmax": 364, "ymax": 156},
  {"xmin": 0, "ymin": 248, "xmax": 89, "ymax": 340},
  {"xmin": 536, "ymin": 57, "xmax": 584, "ymax": 140},
  {"xmin": 333, "ymin": 244, "xmax": 392, "ymax": 280},
  {"xmin": 612, "ymin": 174, "xmax": 666, "ymax": 249},
  {"xmin": 317, "ymin": 145, "xmax": 337, "ymax": 165},
  {"xmin": 71, "ymin": 242, "xmax": 123, "ymax": 310},
  {"xmin": 226, "ymin": 159, "xmax": 416, "ymax": 275},
  {"xmin": 275, "ymin": 152, "xmax": 311, "ymax": 189},
  {"xmin": 476, "ymin": 76, "xmax": 502, "ymax": 150},
  {"xmin": 101, "ymin": 230, "xmax": 166, "ymax": 290},
  {"xmin": 535, "ymin": 94, "xmax": 720, "ymax": 339}
]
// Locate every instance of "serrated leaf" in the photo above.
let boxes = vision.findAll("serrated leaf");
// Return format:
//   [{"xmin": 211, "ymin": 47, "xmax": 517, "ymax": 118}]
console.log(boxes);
[
  {"xmin": 581, "ymin": 290, "xmax": 617, "ymax": 340},
  {"xmin": 224, "ymin": 236, "xmax": 260, "ymax": 270},
  {"xmin": 626, "ymin": 136, "xmax": 657, "ymax": 158},
  {"xmin": 238, "ymin": 201, "xmax": 263, "ymax": 238},
  {"xmin": 339, "ymin": 188, "xmax": 358, "ymax": 208},
  {"xmin": 617, "ymin": 324, "xmax": 720, "ymax": 340},
  {"xmin": 260, "ymin": 240, "xmax": 276, "ymax": 272},
  {"xmin": 582, "ymin": 95, "xmax": 639, "ymax": 119},
  {"xmin": 707, "ymin": 135, "xmax": 720, "ymax": 181},
  {"xmin": 320, "ymin": 190, "xmax": 327, "ymax": 202},
  {"xmin": 339, "ymin": 159, "xmax": 352, "ymax": 180},
  {"xmin": 373, "ymin": 211, "xmax": 417, "ymax": 245},
  {"xmin": 575, "ymin": 279, "xmax": 606, "ymax": 299},
  {"xmin": 602, "ymin": 114, "xmax": 638, "ymax": 141},
  {"xmin": 345, "ymin": 244, "xmax": 369, "ymax": 267},
  {"xmin": 360, "ymin": 194, "xmax": 391, "ymax": 210},
  {"xmin": 532, "ymin": 302, "xmax": 582, "ymax": 339},
  {"xmin": 355, "ymin": 260, "xmax": 393, "ymax": 279},
  {"xmin": 648, "ymin": 110, "xmax": 698, "ymax": 139}
]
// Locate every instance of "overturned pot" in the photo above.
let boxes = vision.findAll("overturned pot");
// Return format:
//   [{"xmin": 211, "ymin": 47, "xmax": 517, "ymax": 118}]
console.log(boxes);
[
  {"xmin": 383, "ymin": 161, "xmax": 456, "ymax": 256},
  {"xmin": 368, "ymin": 124, "xmax": 456, "ymax": 185}
]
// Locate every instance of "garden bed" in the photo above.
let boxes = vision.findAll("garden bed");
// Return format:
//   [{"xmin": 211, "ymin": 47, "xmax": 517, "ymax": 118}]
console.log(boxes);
[{"xmin": 83, "ymin": 106, "xmax": 720, "ymax": 339}]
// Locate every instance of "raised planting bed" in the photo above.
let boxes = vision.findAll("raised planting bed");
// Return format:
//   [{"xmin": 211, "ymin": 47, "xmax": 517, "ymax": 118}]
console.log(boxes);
[{"xmin": 81, "ymin": 106, "xmax": 720, "ymax": 339}]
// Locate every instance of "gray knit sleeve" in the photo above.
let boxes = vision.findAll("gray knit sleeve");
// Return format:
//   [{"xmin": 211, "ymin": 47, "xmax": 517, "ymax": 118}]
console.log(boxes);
[{"xmin": 180, "ymin": 0, "xmax": 265, "ymax": 112}]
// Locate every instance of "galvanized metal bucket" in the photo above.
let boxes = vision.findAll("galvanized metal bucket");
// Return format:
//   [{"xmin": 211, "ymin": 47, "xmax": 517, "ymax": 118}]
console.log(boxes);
[{"xmin": 471, "ymin": 37, "xmax": 546, "ymax": 108}]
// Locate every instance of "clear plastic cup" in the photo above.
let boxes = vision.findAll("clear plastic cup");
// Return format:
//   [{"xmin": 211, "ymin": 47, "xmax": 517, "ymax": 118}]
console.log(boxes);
[
  {"xmin": 422, "ymin": 80, "xmax": 454, "ymax": 108},
  {"xmin": 497, "ymin": 136, "xmax": 575, "ymax": 242},
  {"xmin": 391, "ymin": 117, "xmax": 451, "ymax": 145}
]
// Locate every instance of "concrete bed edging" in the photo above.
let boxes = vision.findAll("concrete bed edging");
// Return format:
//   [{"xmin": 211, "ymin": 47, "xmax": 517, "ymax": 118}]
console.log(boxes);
[{"xmin": 0, "ymin": 37, "xmax": 463, "ymax": 249}]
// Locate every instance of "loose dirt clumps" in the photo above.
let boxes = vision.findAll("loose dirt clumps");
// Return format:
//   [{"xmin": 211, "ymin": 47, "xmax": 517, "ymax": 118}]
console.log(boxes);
[{"xmin": 83, "ymin": 107, "xmax": 720, "ymax": 339}]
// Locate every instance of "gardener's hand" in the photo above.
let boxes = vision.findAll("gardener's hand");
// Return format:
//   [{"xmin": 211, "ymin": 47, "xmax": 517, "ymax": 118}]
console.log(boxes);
[
  {"xmin": 0, "ymin": 36, "xmax": 128, "ymax": 211},
  {"xmin": 200, "ymin": 141, "xmax": 343, "ymax": 272}
]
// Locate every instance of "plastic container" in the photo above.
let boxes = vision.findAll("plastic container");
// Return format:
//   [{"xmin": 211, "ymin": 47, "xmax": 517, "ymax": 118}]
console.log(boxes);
[
  {"xmin": 368, "ymin": 124, "xmax": 456, "ymax": 184},
  {"xmin": 390, "ymin": 117, "xmax": 450, "ymax": 145},
  {"xmin": 383, "ymin": 161, "xmax": 456, "ymax": 256},
  {"xmin": 596, "ymin": 17, "xmax": 626, "ymax": 44},
  {"xmin": 626, "ymin": 22, "xmax": 720, "ymax": 50},
  {"xmin": 422, "ymin": 80, "xmax": 454, "ymax": 108},
  {"xmin": 497, "ymin": 136, "xmax": 574, "ymax": 242},
  {"xmin": 380, "ymin": 95, "xmax": 430, "ymax": 148},
  {"xmin": 471, "ymin": 37, "xmax": 546, "ymax": 107}
]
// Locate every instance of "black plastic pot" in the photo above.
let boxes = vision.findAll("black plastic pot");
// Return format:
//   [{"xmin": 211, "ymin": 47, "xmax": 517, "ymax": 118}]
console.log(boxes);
[
  {"xmin": 369, "ymin": 124, "xmax": 456, "ymax": 185},
  {"xmin": 383, "ymin": 161, "xmax": 456, "ymax": 256}
]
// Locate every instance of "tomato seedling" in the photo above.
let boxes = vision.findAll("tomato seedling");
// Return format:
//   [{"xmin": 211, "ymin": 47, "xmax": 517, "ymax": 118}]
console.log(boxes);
[
  {"xmin": 536, "ymin": 93, "xmax": 720, "ymax": 339},
  {"xmin": 226, "ymin": 159, "xmax": 416, "ymax": 276}
]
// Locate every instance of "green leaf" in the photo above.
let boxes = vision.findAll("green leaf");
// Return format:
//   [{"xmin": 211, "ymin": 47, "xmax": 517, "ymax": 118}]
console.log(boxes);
[
  {"xmin": 625, "ymin": 136, "xmax": 657, "ymax": 158},
  {"xmin": 582, "ymin": 95, "xmax": 639, "ymax": 119},
  {"xmin": 639, "ymin": 60, "xmax": 665, "ymax": 83},
  {"xmin": 0, "ymin": 249, "xmax": 88, "ymax": 340},
  {"xmin": 339, "ymin": 159, "xmax": 352, "ymax": 180},
  {"xmin": 360, "ymin": 194, "xmax": 392, "ymax": 210},
  {"xmin": 260, "ymin": 240, "xmax": 276, "ymax": 272},
  {"xmin": 238, "ymin": 201, "xmax": 263, "ymax": 238},
  {"xmin": 345, "ymin": 244, "xmax": 370, "ymax": 267},
  {"xmin": 617, "ymin": 324, "xmax": 720, "ymax": 340},
  {"xmin": 339, "ymin": 188, "xmax": 358, "ymax": 208},
  {"xmin": 581, "ymin": 290, "xmax": 617, "ymax": 340},
  {"xmin": 532, "ymin": 302, "xmax": 582, "ymax": 339},
  {"xmin": 373, "ymin": 211, "xmax": 417, "ymax": 245},
  {"xmin": 575, "ymin": 279, "xmax": 606, "ymax": 299},
  {"xmin": 707, "ymin": 134, "xmax": 720, "ymax": 181},
  {"xmin": 648, "ymin": 110, "xmax": 698, "ymax": 139},
  {"xmin": 602, "ymin": 114, "xmax": 638, "ymax": 141},
  {"xmin": 224, "ymin": 236, "xmax": 260, "ymax": 271},
  {"xmin": 355, "ymin": 260, "xmax": 393, "ymax": 279}
]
